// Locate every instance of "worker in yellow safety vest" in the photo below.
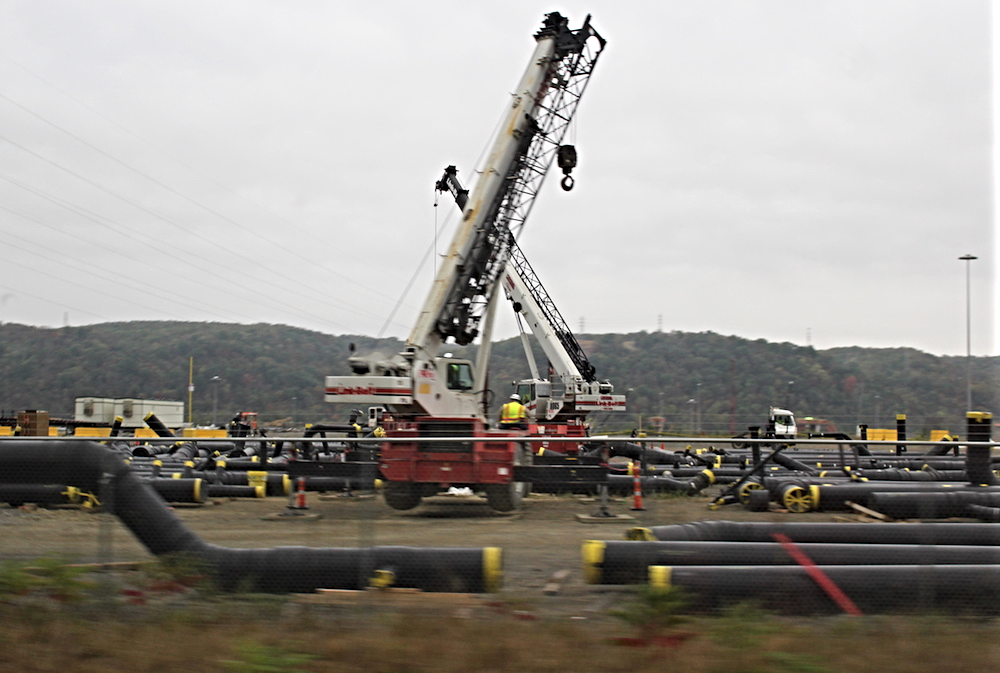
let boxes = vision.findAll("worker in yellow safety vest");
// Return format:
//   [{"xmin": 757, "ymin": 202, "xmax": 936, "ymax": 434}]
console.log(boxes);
[{"xmin": 499, "ymin": 393, "xmax": 528, "ymax": 430}]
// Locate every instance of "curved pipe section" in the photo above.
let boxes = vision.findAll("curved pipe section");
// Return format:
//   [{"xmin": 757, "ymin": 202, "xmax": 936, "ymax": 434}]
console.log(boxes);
[{"xmin": 0, "ymin": 440, "xmax": 501, "ymax": 593}]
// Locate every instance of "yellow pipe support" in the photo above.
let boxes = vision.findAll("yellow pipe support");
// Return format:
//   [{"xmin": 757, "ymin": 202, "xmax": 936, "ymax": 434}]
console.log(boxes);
[
  {"xmin": 701, "ymin": 469, "xmax": 716, "ymax": 484},
  {"xmin": 648, "ymin": 565, "xmax": 671, "ymax": 590},
  {"xmin": 581, "ymin": 540, "xmax": 606, "ymax": 584},
  {"xmin": 782, "ymin": 485, "xmax": 813, "ymax": 513},
  {"xmin": 625, "ymin": 527, "xmax": 656, "ymax": 541},
  {"xmin": 253, "ymin": 485, "xmax": 266, "ymax": 498},
  {"xmin": 193, "ymin": 478, "xmax": 202, "ymax": 503},
  {"xmin": 810, "ymin": 484, "xmax": 821, "ymax": 510},
  {"xmin": 368, "ymin": 569, "xmax": 396, "ymax": 589},
  {"xmin": 482, "ymin": 547, "xmax": 503, "ymax": 593}
]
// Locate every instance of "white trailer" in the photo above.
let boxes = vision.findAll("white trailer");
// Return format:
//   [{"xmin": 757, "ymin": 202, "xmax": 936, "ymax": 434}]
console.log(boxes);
[{"xmin": 75, "ymin": 397, "xmax": 184, "ymax": 429}]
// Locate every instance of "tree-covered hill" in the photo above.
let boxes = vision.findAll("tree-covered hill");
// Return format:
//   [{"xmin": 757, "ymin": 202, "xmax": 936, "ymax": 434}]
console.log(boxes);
[{"xmin": 0, "ymin": 321, "xmax": 995, "ymax": 438}]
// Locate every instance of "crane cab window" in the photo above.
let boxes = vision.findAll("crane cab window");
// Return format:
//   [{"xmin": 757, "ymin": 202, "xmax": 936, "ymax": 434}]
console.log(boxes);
[
  {"xmin": 515, "ymin": 383, "xmax": 534, "ymax": 404},
  {"xmin": 445, "ymin": 362, "xmax": 474, "ymax": 391}
]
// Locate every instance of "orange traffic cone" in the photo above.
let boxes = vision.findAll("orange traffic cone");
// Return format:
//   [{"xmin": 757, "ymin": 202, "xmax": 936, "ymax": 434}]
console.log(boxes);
[
  {"xmin": 629, "ymin": 461, "xmax": 645, "ymax": 511},
  {"xmin": 288, "ymin": 476, "xmax": 309, "ymax": 510}
]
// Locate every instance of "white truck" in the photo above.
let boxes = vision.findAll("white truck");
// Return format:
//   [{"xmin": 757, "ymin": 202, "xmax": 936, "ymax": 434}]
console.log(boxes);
[{"xmin": 768, "ymin": 407, "xmax": 797, "ymax": 440}]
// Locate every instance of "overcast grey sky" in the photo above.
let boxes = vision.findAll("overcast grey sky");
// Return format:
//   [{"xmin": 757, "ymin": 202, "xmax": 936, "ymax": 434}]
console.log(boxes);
[{"xmin": 0, "ymin": 1, "xmax": 993, "ymax": 356}]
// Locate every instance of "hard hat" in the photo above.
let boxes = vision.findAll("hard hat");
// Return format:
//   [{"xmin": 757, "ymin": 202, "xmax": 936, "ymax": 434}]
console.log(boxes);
[{"xmin": 510, "ymin": 394, "xmax": 520, "ymax": 401}]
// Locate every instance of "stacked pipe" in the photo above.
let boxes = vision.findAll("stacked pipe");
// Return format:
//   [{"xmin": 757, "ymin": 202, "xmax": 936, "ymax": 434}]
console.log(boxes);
[
  {"xmin": 585, "ymin": 519, "xmax": 1000, "ymax": 614},
  {"xmin": 0, "ymin": 440, "xmax": 502, "ymax": 593},
  {"xmin": 742, "ymin": 413, "xmax": 998, "ymax": 517}
]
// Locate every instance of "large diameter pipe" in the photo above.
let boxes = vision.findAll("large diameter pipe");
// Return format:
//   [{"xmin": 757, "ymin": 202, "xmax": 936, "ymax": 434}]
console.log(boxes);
[
  {"xmin": 769, "ymin": 481, "xmax": 992, "ymax": 514},
  {"xmin": 606, "ymin": 472, "xmax": 714, "ymax": 496},
  {"xmin": 147, "ymin": 478, "xmax": 206, "ymax": 504},
  {"xmin": 644, "ymin": 564, "xmax": 1000, "ymax": 615},
  {"xmin": 605, "ymin": 441, "xmax": 677, "ymax": 464},
  {"xmin": 966, "ymin": 412, "xmax": 996, "ymax": 485},
  {"xmin": 143, "ymin": 412, "xmax": 175, "ymax": 438},
  {"xmin": 867, "ymin": 491, "xmax": 1000, "ymax": 520},
  {"xmin": 0, "ymin": 440, "xmax": 502, "ymax": 593},
  {"xmin": 583, "ymin": 540, "xmax": 1000, "ymax": 585},
  {"xmin": 769, "ymin": 451, "xmax": 819, "ymax": 475},
  {"xmin": 0, "ymin": 484, "xmax": 83, "ymax": 507},
  {"xmin": 628, "ymin": 520, "xmax": 1000, "ymax": 544}
]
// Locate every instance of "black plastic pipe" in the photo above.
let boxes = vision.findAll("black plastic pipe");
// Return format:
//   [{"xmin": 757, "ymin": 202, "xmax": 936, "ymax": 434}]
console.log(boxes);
[
  {"xmin": 0, "ymin": 440, "xmax": 501, "ymax": 593},
  {"xmin": 584, "ymin": 540, "xmax": 1000, "ymax": 584},
  {"xmin": 131, "ymin": 443, "xmax": 171, "ymax": 457},
  {"xmin": 205, "ymin": 483, "xmax": 265, "ymax": 499},
  {"xmin": 643, "ymin": 564, "xmax": 1000, "ymax": 615},
  {"xmin": 0, "ymin": 484, "xmax": 81, "ymax": 507},
  {"xmin": 810, "ymin": 482, "xmax": 1000, "ymax": 513},
  {"xmin": 143, "ymin": 412, "xmax": 175, "ymax": 438},
  {"xmin": 628, "ymin": 520, "xmax": 1000, "ymax": 545},
  {"xmin": 867, "ymin": 491, "xmax": 1000, "ymax": 520},
  {"xmin": 146, "ymin": 478, "xmax": 207, "ymax": 504},
  {"xmin": 605, "ymin": 441, "xmax": 677, "ymax": 464},
  {"xmin": 606, "ymin": 472, "xmax": 714, "ymax": 496}
]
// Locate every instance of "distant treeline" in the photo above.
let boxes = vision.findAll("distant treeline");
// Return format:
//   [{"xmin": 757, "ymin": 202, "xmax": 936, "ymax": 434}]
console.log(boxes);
[{"xmin": 0, "ymin": 321, "xmax": 995, "ymax": 438}]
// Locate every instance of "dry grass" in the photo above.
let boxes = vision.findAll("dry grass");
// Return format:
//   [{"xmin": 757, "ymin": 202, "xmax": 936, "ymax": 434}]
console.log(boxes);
[{"xmin": 1, "ymin": 597, "xmax": 999, "ymax": 673}]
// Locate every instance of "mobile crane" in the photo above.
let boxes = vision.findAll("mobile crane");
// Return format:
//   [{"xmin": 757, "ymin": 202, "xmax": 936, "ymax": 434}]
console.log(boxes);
[
  {"xmin": 433, "ymin": 166, "xmax": 626, "ymax": 441},
  {"xmin": 323, "ymin": 12, "xmax": 608, "ymax": 511}
]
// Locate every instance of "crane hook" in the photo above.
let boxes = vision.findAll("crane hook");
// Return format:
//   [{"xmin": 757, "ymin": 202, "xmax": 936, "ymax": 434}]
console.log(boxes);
[{"xmin": 557, "ymin": 144, "xmax": 577, "ymax": 192}]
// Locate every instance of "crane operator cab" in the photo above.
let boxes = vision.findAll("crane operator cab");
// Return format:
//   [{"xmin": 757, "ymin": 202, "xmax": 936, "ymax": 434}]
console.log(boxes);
[
  {"xmin": 442, "ymin": 355, "xmax": 474, "ymax": 391},
  {"xmin": 513, "ymin": 380, "xmax": 548, "ymax": 420}
]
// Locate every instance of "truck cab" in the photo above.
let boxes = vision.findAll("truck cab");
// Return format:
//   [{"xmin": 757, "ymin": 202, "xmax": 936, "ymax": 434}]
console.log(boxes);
[{"xmin": 769, "ymin": 407, "xmax": 797, "ymax": 439}]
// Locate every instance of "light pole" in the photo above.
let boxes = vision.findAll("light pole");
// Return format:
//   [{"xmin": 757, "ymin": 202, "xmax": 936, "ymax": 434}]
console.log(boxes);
[
  {"xmin": 959, "ymin": 254, "xmax": 977, "ymax": 411},
  {"xmin": 211, "ymin": 376, "xmax": 221, "ymax": 426},
  {"xmin": 874, "ymin": 394, "xmax": 881, "ymax": 429},
  {"xmin": 695, "ymin": 383, "xmax": 702, "ymax": 434},
  {"xmin": 687, "ymin": 398, "xmax": 696, "ymax": 435},
  {"xmin": 786, "ymin": 380, "xmax": 794, "ymax": 409}
]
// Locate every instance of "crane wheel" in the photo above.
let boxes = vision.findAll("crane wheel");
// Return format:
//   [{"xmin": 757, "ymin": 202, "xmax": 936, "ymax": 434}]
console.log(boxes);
[
  {"xmin": 484, "ymin": 481, "xmax": 528, "ymax": 512},
  {"xmin": 485, "ymin": 442, "xmax": 531, "ymax": 512},
  {"xmin": 382, "ymin": 481, "xmax": 422, "ymax": 510}
]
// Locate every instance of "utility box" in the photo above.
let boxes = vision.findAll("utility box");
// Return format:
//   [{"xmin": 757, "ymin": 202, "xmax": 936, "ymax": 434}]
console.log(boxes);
[
  {"xmin": 17, "ymin": 410, "xmax": 50, "ymax": 436},
  {"xmin": 74, "ymin": 397, "xmax": 118, "ymax": 425},
  {"xmin": 116, "ymin": 399, "xmax": 184, "ymax": 429}
]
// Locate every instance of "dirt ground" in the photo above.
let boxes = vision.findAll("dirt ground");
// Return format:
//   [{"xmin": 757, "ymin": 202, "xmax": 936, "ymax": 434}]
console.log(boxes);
[{"xmin": 0, "ymin": 484, "xmax": 844, "ymax": 618}]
